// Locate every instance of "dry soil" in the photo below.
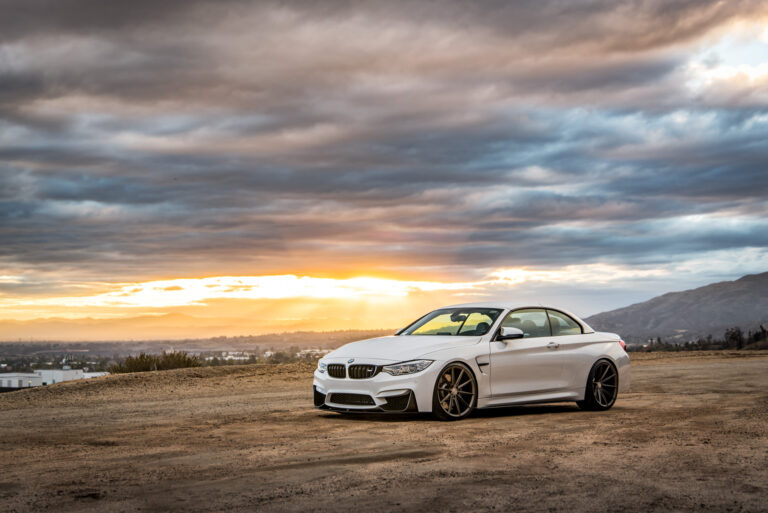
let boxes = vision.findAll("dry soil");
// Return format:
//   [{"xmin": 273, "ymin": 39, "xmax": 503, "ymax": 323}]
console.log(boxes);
[{"xmin": 1, "ymin": 351, "xmax": 767, "ymax": 512}]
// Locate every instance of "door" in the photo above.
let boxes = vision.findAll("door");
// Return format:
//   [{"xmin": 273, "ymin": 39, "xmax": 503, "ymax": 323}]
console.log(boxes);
[
  {"xmin": 546, "ymin": 309, "xmax": 590, "ymax": 389},
  {"xmin": 489, "ymin": 308, "xmax": 567, "ymax": 399}
]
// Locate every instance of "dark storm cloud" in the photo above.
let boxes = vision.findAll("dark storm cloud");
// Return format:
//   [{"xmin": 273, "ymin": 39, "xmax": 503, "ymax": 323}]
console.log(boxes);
[
  {"xmin": 0, "ymin": 0, "xmax": 241, "ymax": 42},
  {"xmin": 34, "ymin": 173, "xmax": 168, "ymax": 205},
  {"xmin": 2, "ymin": 0, "xmax": 768, "ymax": 284}
]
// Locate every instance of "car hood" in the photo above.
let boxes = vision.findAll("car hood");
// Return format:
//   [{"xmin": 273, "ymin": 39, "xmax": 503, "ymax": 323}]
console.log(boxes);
[{"xmin": 326, "ymin": 335, "xmax": 481, "ymax": 361}]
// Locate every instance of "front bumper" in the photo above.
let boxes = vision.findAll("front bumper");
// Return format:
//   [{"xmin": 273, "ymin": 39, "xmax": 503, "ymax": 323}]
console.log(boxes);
[
  {"xmin": 314, "ymin": 386, "xmax": 418, "ymax": 413},
  {"xmin": 313, "ymin": 361, "xmax": 441, "ymax": 413}
]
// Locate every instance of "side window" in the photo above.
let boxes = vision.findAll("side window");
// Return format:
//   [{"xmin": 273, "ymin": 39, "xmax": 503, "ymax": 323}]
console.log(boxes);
[
  {"xmin": 547, "ymin": 310, "xmax": 582, "ymax": 336},
  {"xmin": 500, "ymin": 309, "xmax": 550, "ymax": 338},
  {"xmin": 457, "ymin": 312, "xmax": 495, "ymax": 336}
]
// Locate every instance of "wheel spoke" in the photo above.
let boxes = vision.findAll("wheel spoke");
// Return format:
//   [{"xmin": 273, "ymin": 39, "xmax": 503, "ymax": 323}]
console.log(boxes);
[
  {"xmin": 457, "ymin": 378, "xmax": 472, "ymax": 389},
  {"xmin": 600, "ymin": 365, "xmax": 610, "ymax": 380}
]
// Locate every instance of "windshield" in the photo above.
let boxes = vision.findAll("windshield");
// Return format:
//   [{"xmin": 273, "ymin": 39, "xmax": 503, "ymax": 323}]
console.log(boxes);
[{"xmin": 401, "ymin": 308, "xmax": 502, "ymax": 336}]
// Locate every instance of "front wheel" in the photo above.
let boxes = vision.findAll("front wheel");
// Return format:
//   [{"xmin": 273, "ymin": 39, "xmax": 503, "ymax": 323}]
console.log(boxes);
[
  {"xmin": 432, "ymin": 362, "xmax": 477, "ymax": 421},
  {"xmin": 577, "ymin": 359, "xmax": 618, "ymax": 411}
]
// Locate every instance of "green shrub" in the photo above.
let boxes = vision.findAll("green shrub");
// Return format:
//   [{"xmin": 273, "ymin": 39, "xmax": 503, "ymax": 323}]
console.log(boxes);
[{"xmin": 109, "ymin": 351, "xmax": 201, "ymax": 373}]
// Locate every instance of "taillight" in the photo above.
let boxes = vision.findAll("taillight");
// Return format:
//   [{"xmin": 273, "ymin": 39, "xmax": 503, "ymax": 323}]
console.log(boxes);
[{"xmin": 618, "ymin": 339, "xmax": 627, "ymax": 351}]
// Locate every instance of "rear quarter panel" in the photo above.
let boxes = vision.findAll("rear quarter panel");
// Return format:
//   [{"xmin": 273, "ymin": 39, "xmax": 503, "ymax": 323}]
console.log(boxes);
[{"xmin": 559, "ymin": 332, "xmax": 630, "ymax": 398}]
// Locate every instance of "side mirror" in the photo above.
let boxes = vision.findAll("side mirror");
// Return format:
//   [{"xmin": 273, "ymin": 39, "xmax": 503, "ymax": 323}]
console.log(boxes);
[{"xmin": 498, "ymin": 327, "xmax": 524, "ymax": 341}]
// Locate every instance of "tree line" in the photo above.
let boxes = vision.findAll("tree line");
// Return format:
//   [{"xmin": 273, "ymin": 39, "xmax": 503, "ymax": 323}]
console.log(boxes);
[
  {"xmin": 634, "ymin": 325, "xmax": 768, "ymax": 352},
  {"xmin": 107, "ymin": 347, "xmax": 322, "ymax": 373}
]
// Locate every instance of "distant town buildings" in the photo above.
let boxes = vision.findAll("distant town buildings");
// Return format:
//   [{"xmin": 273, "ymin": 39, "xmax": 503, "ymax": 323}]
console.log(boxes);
[
  {"xmin": 205, "ymin": 348, "xmax": 331, "ymax": 361},
  {"xmin": 203, "ymin": 351, "xmax": 253, "ymax": 362},
  {"xmin": 296, "ymin": 348, "xmax": 331, "ymax": 359}
]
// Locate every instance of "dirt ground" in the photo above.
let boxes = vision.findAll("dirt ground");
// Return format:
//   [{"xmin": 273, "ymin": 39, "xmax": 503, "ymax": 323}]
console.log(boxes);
[{"xmin": 1, "ymin": 351, "xmax": 767, "ymax": 512}]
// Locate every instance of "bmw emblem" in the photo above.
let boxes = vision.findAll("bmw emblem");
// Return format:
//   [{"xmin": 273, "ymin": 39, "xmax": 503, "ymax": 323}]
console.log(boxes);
[{"xmin": 347, "ymin": 358, "xmax": 355, "ymax": 364}]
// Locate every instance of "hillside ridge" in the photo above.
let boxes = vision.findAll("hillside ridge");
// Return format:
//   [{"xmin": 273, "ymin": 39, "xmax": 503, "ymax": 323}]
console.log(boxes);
[{"xmin": 586, "ymin": 271, "xmax": 768, "ymax": 341}]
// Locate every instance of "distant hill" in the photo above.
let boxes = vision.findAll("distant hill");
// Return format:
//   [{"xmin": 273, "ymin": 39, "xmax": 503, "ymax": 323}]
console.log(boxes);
[{"xmin": 586, "ymin": 272, "xmax": 768, "ymax": 343}]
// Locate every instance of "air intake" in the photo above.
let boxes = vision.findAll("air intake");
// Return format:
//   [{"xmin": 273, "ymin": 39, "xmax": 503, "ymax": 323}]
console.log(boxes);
[{"xmin": 329, "ymin": 393, "xmax": 375, "ymax": 406}]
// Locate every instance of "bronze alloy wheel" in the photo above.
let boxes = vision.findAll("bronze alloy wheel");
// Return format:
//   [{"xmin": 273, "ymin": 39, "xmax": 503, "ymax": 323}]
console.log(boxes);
[
  {"xmin": 432, "ymin": 363, "xmax": 476, "ymax": 420},
  {"xmin": 578, "ymin": 359, "xmax": 618, "ymax": 411}
]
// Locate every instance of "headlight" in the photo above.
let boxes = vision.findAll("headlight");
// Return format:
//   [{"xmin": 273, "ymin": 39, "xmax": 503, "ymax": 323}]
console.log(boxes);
[
  {"xmin": 381, "ymin": 359, "xmax": 433, "ymax": 376},
  {"xmin": 317, "ymin": 361, "xmax": 327, "ymax": 373}
]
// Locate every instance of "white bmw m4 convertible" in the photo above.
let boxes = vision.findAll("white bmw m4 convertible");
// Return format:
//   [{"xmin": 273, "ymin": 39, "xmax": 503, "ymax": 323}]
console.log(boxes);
[{"xmin": 314, "ymin": 303, "xmax": 630, "ymax": 420}]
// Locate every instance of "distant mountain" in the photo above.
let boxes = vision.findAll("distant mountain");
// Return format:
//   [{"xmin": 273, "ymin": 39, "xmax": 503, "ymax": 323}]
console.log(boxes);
[{"xmin": 586, "ymin": 272, "xmax": 768, "ymax": 343}]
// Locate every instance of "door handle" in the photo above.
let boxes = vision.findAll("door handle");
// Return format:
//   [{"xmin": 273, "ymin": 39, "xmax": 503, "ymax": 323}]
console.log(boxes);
[{"xmin": 546, "ymin": 342, "xmax": 560, "ymax": 350}]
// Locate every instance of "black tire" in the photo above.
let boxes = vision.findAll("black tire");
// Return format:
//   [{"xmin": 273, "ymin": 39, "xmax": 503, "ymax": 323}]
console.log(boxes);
[
  {"xmin": 577, "ymin": 359, "xmax": 618, "ymax": 411},
  {"xmin": 432, "ymin": 362, "xmax": 477, "ymax": 421}
]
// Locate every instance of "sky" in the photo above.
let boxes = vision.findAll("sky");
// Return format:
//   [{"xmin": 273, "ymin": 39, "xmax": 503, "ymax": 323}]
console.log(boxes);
[{"xmin": 1, "ymin": 0, "xmax": 768, "ymax": 339}]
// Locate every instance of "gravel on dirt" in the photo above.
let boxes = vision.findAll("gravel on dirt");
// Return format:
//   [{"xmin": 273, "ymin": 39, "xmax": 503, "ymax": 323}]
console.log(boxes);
[{"xmin": 1, "ymin": 352, "xmax": 767, "ymax": 512}]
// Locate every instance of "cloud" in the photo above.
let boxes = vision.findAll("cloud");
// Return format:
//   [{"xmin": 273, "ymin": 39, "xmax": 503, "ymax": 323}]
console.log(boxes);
[{"xmin": 1, "ymin": 0, "xmax": 768, "ymax": 319}]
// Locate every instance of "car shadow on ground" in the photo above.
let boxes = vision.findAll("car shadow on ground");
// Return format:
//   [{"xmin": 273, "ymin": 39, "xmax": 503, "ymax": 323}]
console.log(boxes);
[
  {"xmin": 472, "ymin": 403, "xmax": 581, "ymax": 418},
  {"xmin": 316, "ymin": 403, "xmax": 582, "ymax": 422}
]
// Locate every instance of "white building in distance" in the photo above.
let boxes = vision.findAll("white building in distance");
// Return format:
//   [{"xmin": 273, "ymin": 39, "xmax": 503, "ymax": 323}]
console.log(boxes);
[
  {"xmin": 1, "ymin": 373, "xmax": 43, "ymax": 389},
  {"xmin": 1, "ymin": 367, "xmax": 110, "ymax": 391},
  {"xmin": 35, "ymin": 368, "xmax": 84, "ymax": 385}
]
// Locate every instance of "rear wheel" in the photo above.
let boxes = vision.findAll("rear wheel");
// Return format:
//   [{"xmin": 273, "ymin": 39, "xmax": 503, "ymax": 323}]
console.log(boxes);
[
  {"xmin": 432, "ymin": 362, "xmax": 477, "ymax": 421},
  {"xmin": 577, "ymin": 359, "xmax": 618, "ymax": 411}
]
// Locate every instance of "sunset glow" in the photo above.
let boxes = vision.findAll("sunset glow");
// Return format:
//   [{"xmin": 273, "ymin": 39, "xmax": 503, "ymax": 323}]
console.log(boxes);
[
  {"xmin": 1, "ymin": 264, "xmax": 674, "ymax": 317},
  {"xmin": 2, "ymin": 2, "xmax": 767, "ymax": 340},
  {"xmin": 25, "ymin": 275, "xmax": 482, "ymax": 308}
]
